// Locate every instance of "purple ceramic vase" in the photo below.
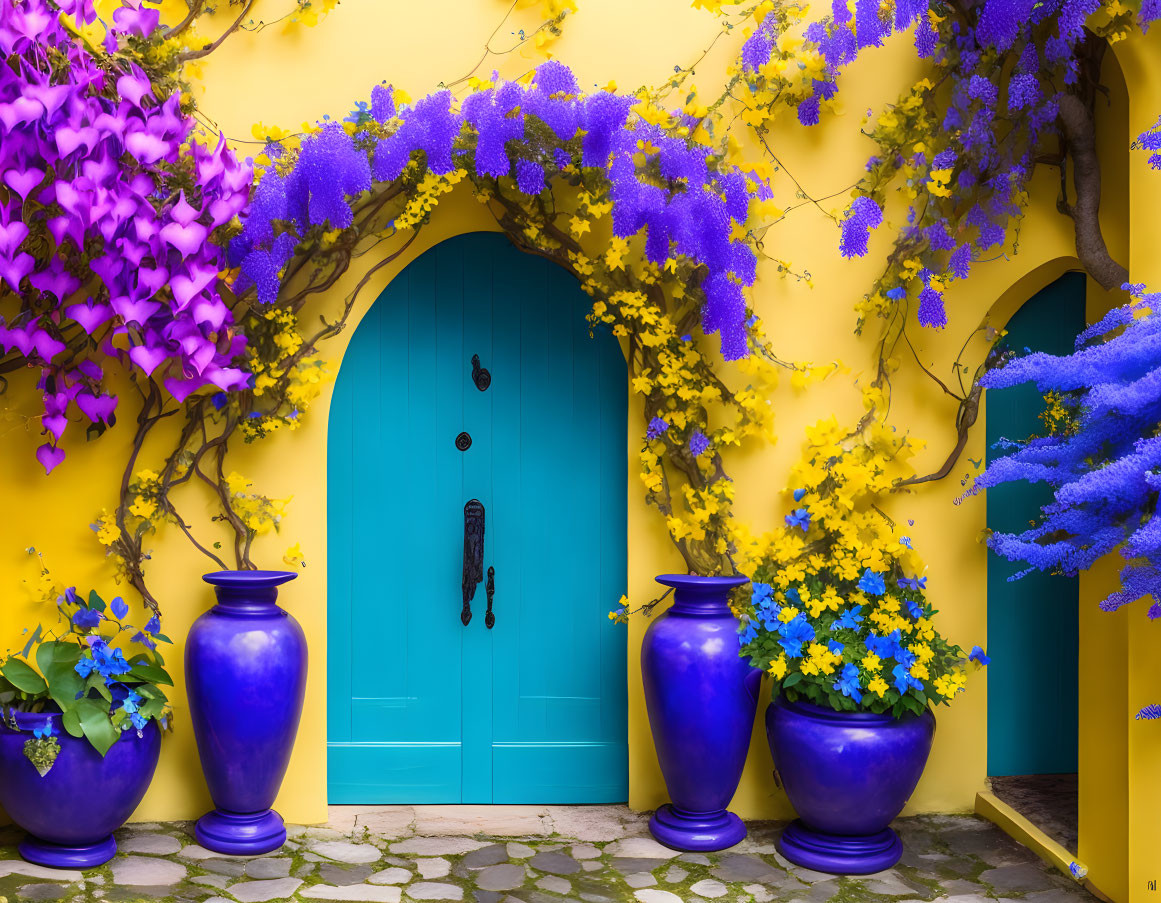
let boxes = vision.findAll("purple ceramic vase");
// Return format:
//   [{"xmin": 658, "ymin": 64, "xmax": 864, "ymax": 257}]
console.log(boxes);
[
  {"xmin": 0, "ymin": 710, "xmax": 160, "ymax": 868},
  {"xmin": 641, "ymin": 574, "xmax": 760, "ymax": 851},
  {"xmin": 187, "ymin": 570, "xmax": 306, "ymax": 855},
  {"xmin": 766, "ymin": 695, "xmax": 936, "ymax": 874}
]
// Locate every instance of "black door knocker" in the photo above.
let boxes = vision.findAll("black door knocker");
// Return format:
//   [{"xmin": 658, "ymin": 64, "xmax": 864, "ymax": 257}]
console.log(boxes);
[
  {"xmin": 461, "ymin": 499, "xmax": 485, "ymax": 626},
  {"xmin": 471, "ymin": 354, "xmax": 491, "ymax": 391}
]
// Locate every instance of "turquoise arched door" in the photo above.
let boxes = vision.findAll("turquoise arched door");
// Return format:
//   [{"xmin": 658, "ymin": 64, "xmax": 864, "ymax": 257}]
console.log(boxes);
[
  {"xmin": 986, "ymin": 272, "xmax": 1084, "ymax": 776},
  {"xmin": 327, "ymin": 232, "xmax": 628, "ymax": 803}
]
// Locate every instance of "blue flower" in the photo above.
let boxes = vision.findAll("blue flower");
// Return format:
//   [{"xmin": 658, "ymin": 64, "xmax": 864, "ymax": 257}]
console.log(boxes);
[
  {"xmin": 646, "ymin": 417, "xmax": 669, "ymax": 440},
  {"xmin": 72, "ymin": 608, "xmax": 102, "ymax": 629},
  {"xmin": 145, "ymin": 615, "xmax": 160, "ymax": 635},
  {"xmin": 793, "ymin": 488, "xmax": 806, "ymax": 502},
  {"xmin": 969, "ymin": 645, "xmax": 991, "ymax": 666},
  {"xmin": 835, "ymin": 605, "xmax": 864, "ymax": 630},
  {"xmin": 898, "ymin": 576, "xmax": 927, "ymax": 592},
  {"xmin": 900, "ymin": 536, "xmax": 912, "ymax": 549},
  {"xmin": 892, "ymin": 663, "xmax": 924, "ymax": 694},
  {"xmin": 857, "ymin": 568, "xmax": 886, "ymax": 596},
  {"xmin": 834, "ymin": 663, "xmax": 861, "ymax": 698},
  {"xmin": 75, "ymin": 640, "xmax": 131, "ymax": 681},
  {"xmin": 738, "ymin": 621, "xmax": 758, "ymax": 647},
  {"xmin": 689, "ymin": 429, "xmax": 711, "ymax": 457},
  {"xmin": 751, "ymin": 582, "xmax": 775, "ymax": 615},
  {"xmin": 110, "ymin": 596, "xmax": 129, "ymax": 620},
  {"xmin": 907, "ymin": 599, "xmax": 924, "ymax": 619},
  {"xmin": 1136, "ymin": 704, "xmax": 1161, "ymax": 720},
  {"xmin": 32, "ymin": 721, "xmax": 54, "ymax": 740},
  {"xmin": 827, "ymin": 639, "xmax": 844, "ymax": 655},
  {"xmin": 866, "ymin": 629, "xmax": 903, "ymax": 660},
  {"xmin": 211, "ymin": 392, "xmax": 228, "ymax": 410},
  {"xmin": 784, "ymin": 508, "xmax": 811, "ymax": 531},
  {"xmin": 886, "ymin": 286, "xmax": 906, "ymax": 300},
  {"xmin": 778, "ymin": 614, "xmax": 815, "ymax": 659},
  {"xmin": 62, "ymin": 587, "xmax": 78, "ymax": 606}
]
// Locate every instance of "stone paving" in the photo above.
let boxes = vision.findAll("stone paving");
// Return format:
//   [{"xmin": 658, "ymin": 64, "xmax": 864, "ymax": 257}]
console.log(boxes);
[{"xmin": 0, "ymin": 806, "xmax": 1097, "ymax": 903}]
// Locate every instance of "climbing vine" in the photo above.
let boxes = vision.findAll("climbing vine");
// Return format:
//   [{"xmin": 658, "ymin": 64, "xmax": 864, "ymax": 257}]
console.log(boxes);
[{"xmin": 2, "ymin": 0, "xmax": 1159, "ymax": 642}]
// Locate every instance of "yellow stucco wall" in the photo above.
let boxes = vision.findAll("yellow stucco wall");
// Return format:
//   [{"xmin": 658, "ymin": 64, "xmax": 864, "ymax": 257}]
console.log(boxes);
[{"xmin": 0, "ymin": 4, "xmax": 1154, "ymax": 881}]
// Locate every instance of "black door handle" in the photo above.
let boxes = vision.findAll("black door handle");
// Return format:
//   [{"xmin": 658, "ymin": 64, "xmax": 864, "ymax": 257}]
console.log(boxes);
[
  {"xmin": 462, "ymin": 500, "xmax": 484, "ymax": 626},
  {"xmin": 485, "ymin": 567, "xmax": 495, "ymax": 629}
]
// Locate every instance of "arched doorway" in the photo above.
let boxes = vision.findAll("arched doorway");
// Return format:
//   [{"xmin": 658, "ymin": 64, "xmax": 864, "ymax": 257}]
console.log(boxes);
[
  {"xmin": 986, "ymin": 270, "xmax": 1085, "ymax": 852},
  {"xmin": 326, "ymin": 232, "xmax": 629, "ymax": 804}
]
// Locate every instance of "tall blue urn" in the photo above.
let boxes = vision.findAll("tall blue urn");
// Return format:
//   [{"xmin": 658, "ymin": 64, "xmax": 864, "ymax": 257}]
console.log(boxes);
[
  {"xmin": 641, "ymin": 574, "xmax": 760, "ymax": 851},
  {"xmin": 186, "ymin": 570, "xmax": 306, "ymax": 855},
  {"xmin": 766, "ymin": 695, "xmax": 936, "ymax": 874}
]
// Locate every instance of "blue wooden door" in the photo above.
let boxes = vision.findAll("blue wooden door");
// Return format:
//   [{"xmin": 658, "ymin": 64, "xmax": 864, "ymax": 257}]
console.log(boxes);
[
  {"xmin": 327, "ymin": 232, "xmax": 628, "ymax": 803},
  {"xmin": 986, "ymin": 272, "xmax": 1083, "ymax": 776}
]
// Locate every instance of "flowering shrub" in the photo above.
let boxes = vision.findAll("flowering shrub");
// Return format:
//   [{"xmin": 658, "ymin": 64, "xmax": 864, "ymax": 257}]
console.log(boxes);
[
  {"xmin": 0, "ymin": 0, "xmax": 252, "ymax": 473},
  {"xmin": 0, "ymin": 554, "xmax": 172, "ymax": 766},
  {"xmin": 971, "ymin": 289, "xmax": 1161, "ymax": 620},
  {"xmin": 735, "ymin": 419, "xmax": 981, "ymax": 716}
]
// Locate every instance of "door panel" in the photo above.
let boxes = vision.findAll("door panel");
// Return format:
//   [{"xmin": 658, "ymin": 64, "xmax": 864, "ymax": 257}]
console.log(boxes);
[
  {"xmin": 986, "ymin": 271, "xmax": 1083, "ymax": 777},
  {"xmin": 328, "ymin": 232, "xmax": 627, "ymax": 803}
]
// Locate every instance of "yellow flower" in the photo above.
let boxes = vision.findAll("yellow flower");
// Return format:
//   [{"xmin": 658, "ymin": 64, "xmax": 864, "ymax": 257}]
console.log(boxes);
[
  {"xmin": 768, "ymin": 656, "xmax": 787, "ymax": 679},
  {"xmin": 862, "ymin": 652, "xmax": 881, "ymax": 673},
  {"xmin": 777, "ymin": 606, "xmax": 800, "ymax": 624},
  {"xmin": 129, "ymin": 498, "xmax": 157, "ymax": 519},
  {"xmin": 283, "ymin": 543, "xmax": 305, "ymax": 568},
  {"xmin": 868, "ymin": 677, "xmax": 889, "ymax": 698}
]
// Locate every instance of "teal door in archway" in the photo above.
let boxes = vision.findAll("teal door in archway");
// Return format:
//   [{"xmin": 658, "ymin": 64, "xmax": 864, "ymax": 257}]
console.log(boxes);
[
  {"xmin": 986, "ymin": 272, "xmax": 1084, "ymax": 776},
  {"xmin": 327, "ymin": 232, "xmax": 628, "ymax": 803}
]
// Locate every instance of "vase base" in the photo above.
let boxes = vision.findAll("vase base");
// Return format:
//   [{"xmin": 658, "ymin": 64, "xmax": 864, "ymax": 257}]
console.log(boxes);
[
  {"xmin": 195, "ymin": 809, "xmax": 286, "ymax": 855},
  {"xmin": 19, "ymin": 835, "xmax": 116, "ymax": 869},
  {"xmin": 649, "ymin": 804, "xmax": 746, "ymax": 852},
  {"xmin": 777, "ymin": 820, "xmax": 902, "ymax": 875}
]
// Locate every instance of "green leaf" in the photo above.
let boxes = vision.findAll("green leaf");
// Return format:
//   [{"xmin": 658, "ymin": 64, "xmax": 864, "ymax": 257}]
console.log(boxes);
[
  {"xmin": 2, "ymin": 659, "xmax": 47, "ymax": 695},
  {"xmin": 87, "ymin": 590, "xmax": 105, "ymax": 611},
  {"xmin": 76, "ymin": 701, "xmax": 118, "ymax": 757},
  {"xmin": 782, "ymin": 672, "xmax": 803, "ymax": 689},
  {"xmin": 86, "ymin": 674, "xmax": 113, "ymax": 703},
  {"xmin": 129, "ymin": 662, "xmax": 173, "ymax": 687},
  {"xmin": 45, "ymin": 660, "xmax": 84, "ymax": 713},
  {"xmin": 61, "ymin": 707, "xmax": 83, "ymax": 739}
]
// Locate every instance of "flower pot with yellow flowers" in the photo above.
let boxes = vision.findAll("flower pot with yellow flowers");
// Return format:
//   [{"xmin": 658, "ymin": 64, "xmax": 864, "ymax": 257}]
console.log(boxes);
[{"xmin": 736, "ymin": 421, "xmax": 987, "ymax": 875}]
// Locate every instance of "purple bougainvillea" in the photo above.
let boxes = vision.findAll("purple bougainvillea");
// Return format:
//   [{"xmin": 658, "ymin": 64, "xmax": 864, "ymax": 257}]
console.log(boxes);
[{"xmin": 0, "ymin": 0, "xmax": 252, "ymax": 471}]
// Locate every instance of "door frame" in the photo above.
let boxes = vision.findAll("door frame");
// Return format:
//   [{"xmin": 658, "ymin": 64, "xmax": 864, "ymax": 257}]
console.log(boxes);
[{"xmin": 323, "ymin": 229, "xmax": 631, "ymax": 805}]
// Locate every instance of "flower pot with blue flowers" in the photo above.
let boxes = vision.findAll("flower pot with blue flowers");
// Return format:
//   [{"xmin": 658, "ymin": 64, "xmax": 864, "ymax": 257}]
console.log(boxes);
[
  {"xmin": 737, "ymin": 422, "xmax": 987, "ymax": 875},
  {"xmin": 0, "ymin": 574, "xmax": 172, "ymax": 869}
]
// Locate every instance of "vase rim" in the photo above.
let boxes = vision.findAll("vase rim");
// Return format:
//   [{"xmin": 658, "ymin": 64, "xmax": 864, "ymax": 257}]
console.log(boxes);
[
  {"xmin": 775, "ymin": 694, "xmax": 932, "ymax": 725},
  {"xmin": 655, "ymin": 573, "xmax": 749, "ymax": 591},
  {"xmin": 203, "ymin": 570, "xmax": 298, "ymax": 589}
]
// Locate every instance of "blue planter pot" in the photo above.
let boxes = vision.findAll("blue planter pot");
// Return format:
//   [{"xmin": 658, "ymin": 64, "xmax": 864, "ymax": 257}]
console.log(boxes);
[
  {"xmin": 641, "ymin": 574, "xmax": 761, "ymax": 851},
  {"xmin": 186, "ymin": 570, "xmax": 306, "ymax": 855},
  {"xmin": 0, "ymin": 710, "xmax": 160, "ymax": 868},
  {"xmin": 766, "ymin": 695, "xmax": 936, "ymax": 874}
]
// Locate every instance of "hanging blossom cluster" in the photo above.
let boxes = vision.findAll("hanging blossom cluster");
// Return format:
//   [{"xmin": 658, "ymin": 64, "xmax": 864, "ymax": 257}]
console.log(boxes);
[
  {"xmin": 969, "ymin": 285, "xmax": 1160, "ymax": 625},
  {"xmin": 229, "ymin": 61, "xmax": 769, "ymax": 361},
  {"xmin": 0, "ymin": 0, "xmax": 252, "ymax": 473},
  {"xmin": 1140, "ymin": 116, "xmax": 1161, "ymax": 170},
  {"xmin": 738, "ymin": 0, "xmax": 1160, "ymax": 332}
]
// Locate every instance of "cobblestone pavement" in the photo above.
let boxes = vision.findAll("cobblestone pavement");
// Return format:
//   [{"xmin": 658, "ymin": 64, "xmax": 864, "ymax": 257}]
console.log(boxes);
[{"xmin": 0, "ymin": 806, "xmax": 1097, "ymax": 903}]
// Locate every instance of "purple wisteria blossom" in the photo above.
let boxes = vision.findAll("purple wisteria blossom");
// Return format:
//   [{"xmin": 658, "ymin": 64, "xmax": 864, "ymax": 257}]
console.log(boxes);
[
  {"xmin": 230, "ymin": 60, "xmax": 769, "ymax": 363},
  {"xmin": 970, "ymin": 285, "xmax": 1161, "ymax": 653},
  {"xmin": 1, "ymin": 0, "xmax": 252, "ymax": 472}
]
